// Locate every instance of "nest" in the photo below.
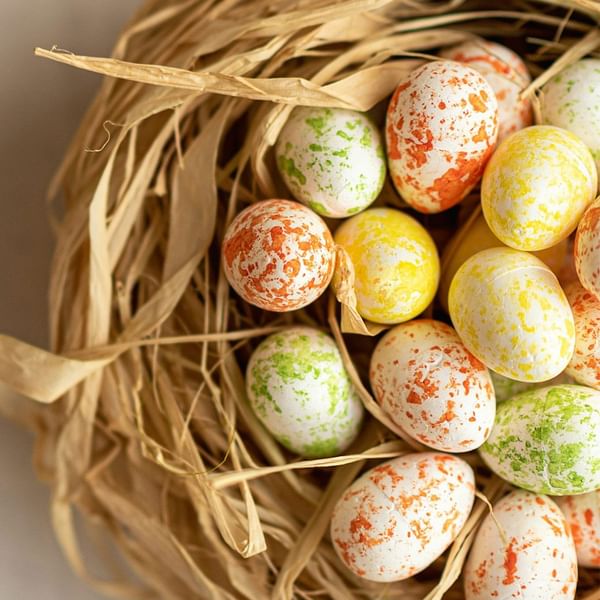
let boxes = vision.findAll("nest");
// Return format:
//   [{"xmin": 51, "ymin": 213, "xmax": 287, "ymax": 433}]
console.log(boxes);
[{"xmin": 1, "ymin": 0, "xmax": 599, "ymax": 598}]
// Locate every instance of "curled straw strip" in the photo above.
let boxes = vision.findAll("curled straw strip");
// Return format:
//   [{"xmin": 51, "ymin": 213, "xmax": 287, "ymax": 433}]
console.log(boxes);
[{"xmin": 0, "ymin": 1, "xmax": 597, "ymax": 599}]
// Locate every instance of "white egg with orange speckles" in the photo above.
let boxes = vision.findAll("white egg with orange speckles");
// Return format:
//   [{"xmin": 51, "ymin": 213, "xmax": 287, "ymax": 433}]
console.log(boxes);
[
  {"xmin": 449, "ymin": 247, "xmax": 575, "ymax": 382},
  {"xmin": 575, "ymin": 197, "xmax": 600, "ymax": 299},
  {"xmin": 441, "ymin": 40, "xmax": 532, "ymax": 142},
  {"xmin": 386, "ymin": 60, "xmax": 498, "ymax": 214},
  {"xmin": 464, "ymin": 490, "xmax": 577, "ymax": 600},
  {"xmin": 330, "ymin": 452, "xmax": 474, "ymax": 582},
  {"xmin": 276, "ymin": 107, "xmax": 386, "ymax": 218},
  {"xmin": 482, "ymin": 125, "xmax": 597, "ymax": 251},
  {"xmin": 565, "ymin": 282, "xmax": 600, "ymax": 390},
  {"xmin": 370, "ymin": 319, "xmax": 495, "ymax": 452},
  {"xmin": 222, "ymin": 199, "xmax": 335, "ymax": 312},
  {"xmin": 556, "ymin": 490, "xmax": 600, "ymax": 569}
]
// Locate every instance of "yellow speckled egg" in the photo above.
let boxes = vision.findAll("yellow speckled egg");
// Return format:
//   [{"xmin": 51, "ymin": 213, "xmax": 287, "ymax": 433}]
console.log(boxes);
[
  {"xmin": 439, "ymin": 210, "xmax": 567, "ymax": 312},
  {"xmin": 482, "ymin": 125, "xmax": 597, "ymax": 251},
  {"xmin": 449, "ymin": 247, "xmax": 575, "ymax": 382},
  {"xmin": 333, "ymin": 208, "xmax": 439, "ymax": 324}
]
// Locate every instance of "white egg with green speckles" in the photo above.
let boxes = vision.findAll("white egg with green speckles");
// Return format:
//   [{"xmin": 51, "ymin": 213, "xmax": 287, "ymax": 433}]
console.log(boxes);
[
  {"xmin": 491, "ymin": 371, "xmax": 575, "ymax": 403},
  {"xmin": 276, "ymin": 107, "xmax": 386, "ymax": 218},
  {"xmin": 480, "ymin": 385, "xmax": 600, "ymax": 495},
  {"xmin": 246, "ymin": 327, "xmax": 364, "ymax": 457},
  {"xmin": 449, "ymin": 248, "xmax": 575, "ymax": 382},
  {"xmin": 542, "ymin": 59, "xmax": 600, "ymax": 174}
]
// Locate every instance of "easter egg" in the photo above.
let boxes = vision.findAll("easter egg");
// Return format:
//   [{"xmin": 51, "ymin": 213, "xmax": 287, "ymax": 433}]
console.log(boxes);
[
  {"xmin": 275, "ymin": 107, "xmax": 386, "ymax": 218},
  {"xmin": 370, "ymin": 319, "xmax": 495, "ymax": 452},
  {"xmin": 441, "ymin": 39, "xmax": 532, "ymax": 141},
  {"xmin": 449, "ymin": 247, "xmax": 575, "ymax": 382},
  {"xmin": 575, "ymin": 196, "xmax": 600, "ymax": 299},
  {"xmin": 541, "ymin": 58, "xmax": 600, "ymax": 173},
  {"xmin": 480, "ymin": 384, "xmax": 600, "ymax": 495},
  {"xmin": 245, "ymin": 327, "xmax": 363, "ymax": 457},
  {"xmin": 222, "ymin": 199, "xmax": 335, "ymax": 311},
  {"xmin": 556, "ymin": 490, "xmax": 600, "ymax": 568},
  {"xmin": 481, "ymin": 125, "xmax": 597, "ymax": 251},
  {"xmin": 464, "ymin": 490, "xmax": 577, "ymax": 600},
  {"xmin": 438, "ymin": 210, "xmax": 567, "ymax": 312},
  {"xmin": 330, "ymin": 452, "xmax": 474, "ymax": 582},
  {"xmin": 564, "ymin": 282, "xmax": 600, "ymax": 389},
  {"xmin": 333, "ymin": 208, "xmax": 439, "ymax": 324},
  {"xmin": 386, "ymin": 60, "xmax": 498, "ymax": 213}
]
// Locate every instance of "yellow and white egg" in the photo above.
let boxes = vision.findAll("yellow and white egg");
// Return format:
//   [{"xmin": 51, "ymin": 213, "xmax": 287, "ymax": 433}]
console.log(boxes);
[
  {"xmin": 481, "ymin": 125, "xmax": 597, "ymax": 251},
  {"xmin": 449, "ymin": 247, "xmax": 575, "ymax": 382}
]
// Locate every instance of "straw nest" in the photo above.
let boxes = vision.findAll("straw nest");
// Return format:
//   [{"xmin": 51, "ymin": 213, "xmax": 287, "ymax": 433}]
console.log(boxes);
[{"xmin": 1, "ymin": 0, "xmax": 600, "ymax": 598}]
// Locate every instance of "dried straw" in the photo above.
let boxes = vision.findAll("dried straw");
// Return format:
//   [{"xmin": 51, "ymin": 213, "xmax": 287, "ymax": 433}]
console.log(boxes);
[{"xmin": 0, "ymin": 0, "xmax": 598, "ymax": 598}]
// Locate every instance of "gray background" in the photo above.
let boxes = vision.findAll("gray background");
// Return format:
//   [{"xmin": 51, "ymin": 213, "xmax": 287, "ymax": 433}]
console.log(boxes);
[{"xmin": 0, "ymin": 1, "xmax": 139, "ymax": 598}]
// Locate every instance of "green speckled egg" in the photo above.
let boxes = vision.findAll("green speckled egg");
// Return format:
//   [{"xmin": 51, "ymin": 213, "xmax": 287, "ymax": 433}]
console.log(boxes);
[
  {"xmin": 276, "ymin": 107, "xmax": 386, "ymax": 218},
  {"xmin": 480, "ymin": 385, "xmax": 600, "ymax": 495},
  {"xmin": 246, "ymin": 327, "xmax": 364, "ymax": 457},
  {"xmin": 490, "ymin": 370, "xmax": 575, "ymax": 403}
]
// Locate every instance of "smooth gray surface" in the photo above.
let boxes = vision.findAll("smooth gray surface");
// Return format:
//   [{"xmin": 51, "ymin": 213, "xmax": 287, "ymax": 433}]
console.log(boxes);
[{"xmin": 0, "ymin": 2, "xmax": 140, "ymax": 598}]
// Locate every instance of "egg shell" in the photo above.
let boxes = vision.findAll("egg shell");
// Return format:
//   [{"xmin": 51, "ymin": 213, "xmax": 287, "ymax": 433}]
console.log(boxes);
[
  {"xmin": 330, "ymin": 452, "xmax": 474, "ymax": 582},
  {"xmin": 480, "ymin": 384, "xmax": 600, "ymax": 495},
  {"xmin": 464, "ymin": 490, "xmax": 577, "ymax": 600},
  {"xmin": 439, "ymin": 210, "xmax": 567, "ymax": 312},
  {"xmin": 245, "ymin": 327, "xmax": 363, "ymax": 457},
  {"xmin": 440, "ymin": 39, "xmax": 532, "ymax": 142},
  {"xmin": 491, "ymin": 370, "xmax": 575, "ymax": 404},
  {"xmin": 541, "ymin": 58, "xmax": 600, "ymax": 174},
  {"xmin": 481, "ymin": 125, "xmax": 597, "ymax": 251},
  {"xmin": 370, "ymin": 319, "xmax": 495, "ymax": 452},
  {"xmin": 333, "ymin": 207, "xmax": 439, "ymax": 324},
  {"xmin": 386, "ymin": 60, "xmax": 498, "ymax": 214},
  {"xmin": 575, "ymin": 196, "xmax": 600, "ymax": 299},
  {"xmin": 449, "ymin": 247, "xmax": 575, "ymax": 382},
  {"xmin": 275, "ymin": 107, "xmax": 386, "ymax": 218},
  {"xmin": 555, "ymin": 490, "xmax": 600, "ymax": 568},
  {"xmin": 564, "ymin": 282, "xmax": 600, "ymax": 389},
  {"xmin": 222, "ymin": 199, "xmax": 335, "ymax": 311}
]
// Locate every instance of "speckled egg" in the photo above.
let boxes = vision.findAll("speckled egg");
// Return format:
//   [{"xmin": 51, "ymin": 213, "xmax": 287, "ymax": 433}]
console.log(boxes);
[
  {"xmin": 565, "ymin": 282, "xmax": 600, "ymax": 390},
  {"xmin": 275, "ymin": 107, "xmax": 386, "ymax": 218},
  {"xmin": 449, "ymin": 247, "xmax": 575, "ymax": 382},
  {"xmin": 575, "ymin": 196, "xmax": 600, "ymax": 299},
  {"xmin": 481, "ymin": 384, "xmax": 600, "ymax": 495},
  {"xmin": 222, "ymin": 199, "xmax": 335, "ymax": 311},
  {"xmin": 541, "ymin": 59, "xmax": 600, "ymax": 173},
  {"xmin": 441, "ymin": 40, "xmax": 532, "ymax": 142},
  {"xmin": 556, "ymin": 490, "xmax": 600, "ymax": 568},
  {"xmin": 439, "ymin": 210, "xmax": 567, "ymax": 312},
  {"xmin": 333, "ymin": 208, "xmax": 440, "ymax": 324},
  {"xmin": 464, "ymin": 490, "xmax": 577, "ymax": 600},
  {"xmin": 386, "ymin": 60, "xmax": 498, "ymax": 213},
  {"xmin": 370, "ymin": 319, "xmax": 495, "ymax": 452},
  {"xmin": 491, "ymin": 370, "xmax": 574, "ymax": 404},
  {"xmin": 246, "ymin": 327, "xmax": 363, "ymax": 457},
  {"xmin": 481, "ymin": 125, "xmax": 597, "ymax": 251},
  {"xmin": 330, "ymin": 452, "xmax": 474, "ymax": 582}
]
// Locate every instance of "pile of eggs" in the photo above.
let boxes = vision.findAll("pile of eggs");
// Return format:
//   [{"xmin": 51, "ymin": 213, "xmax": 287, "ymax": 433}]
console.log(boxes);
[{"xmin": 221, "ymin": 38, "xmax": 600, "ymax": 596}]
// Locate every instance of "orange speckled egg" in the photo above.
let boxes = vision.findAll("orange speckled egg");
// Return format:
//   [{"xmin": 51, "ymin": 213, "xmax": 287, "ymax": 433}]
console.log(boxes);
[
  {"xmin": 464, "ymin": 490, "xmax": 577, "ymax": 600},
  {"xmin": 222, "ymin": 199, "xmax": 335, "ymax": 311},
  {"xmin": 370, "ymin": 319, "xmax": 495, "ymax": 452},
  {"xmin": 575, "ymin": 196, "xmax": 600, "ymax": 299},
  {"xmin": 482, "ymin": 125, "xmax": 597, "ymax": 251},
  {"xmin": 386, "ymin": 60, "xmax": 498, "ymax": 214},
  {"xmin": 565, "ymin": 282, "xmax": 600, "ymax": 390},
  {"xmin": 556, "ymin": 490, "xmax": 600, "ymax": 569},
  {"xmin": 440, "ymin": 40, "xmax": 532, "ymax": 142},
  {"xmin": 331, "ymin": 452, "xmax": 474, "ymax": 582}
]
